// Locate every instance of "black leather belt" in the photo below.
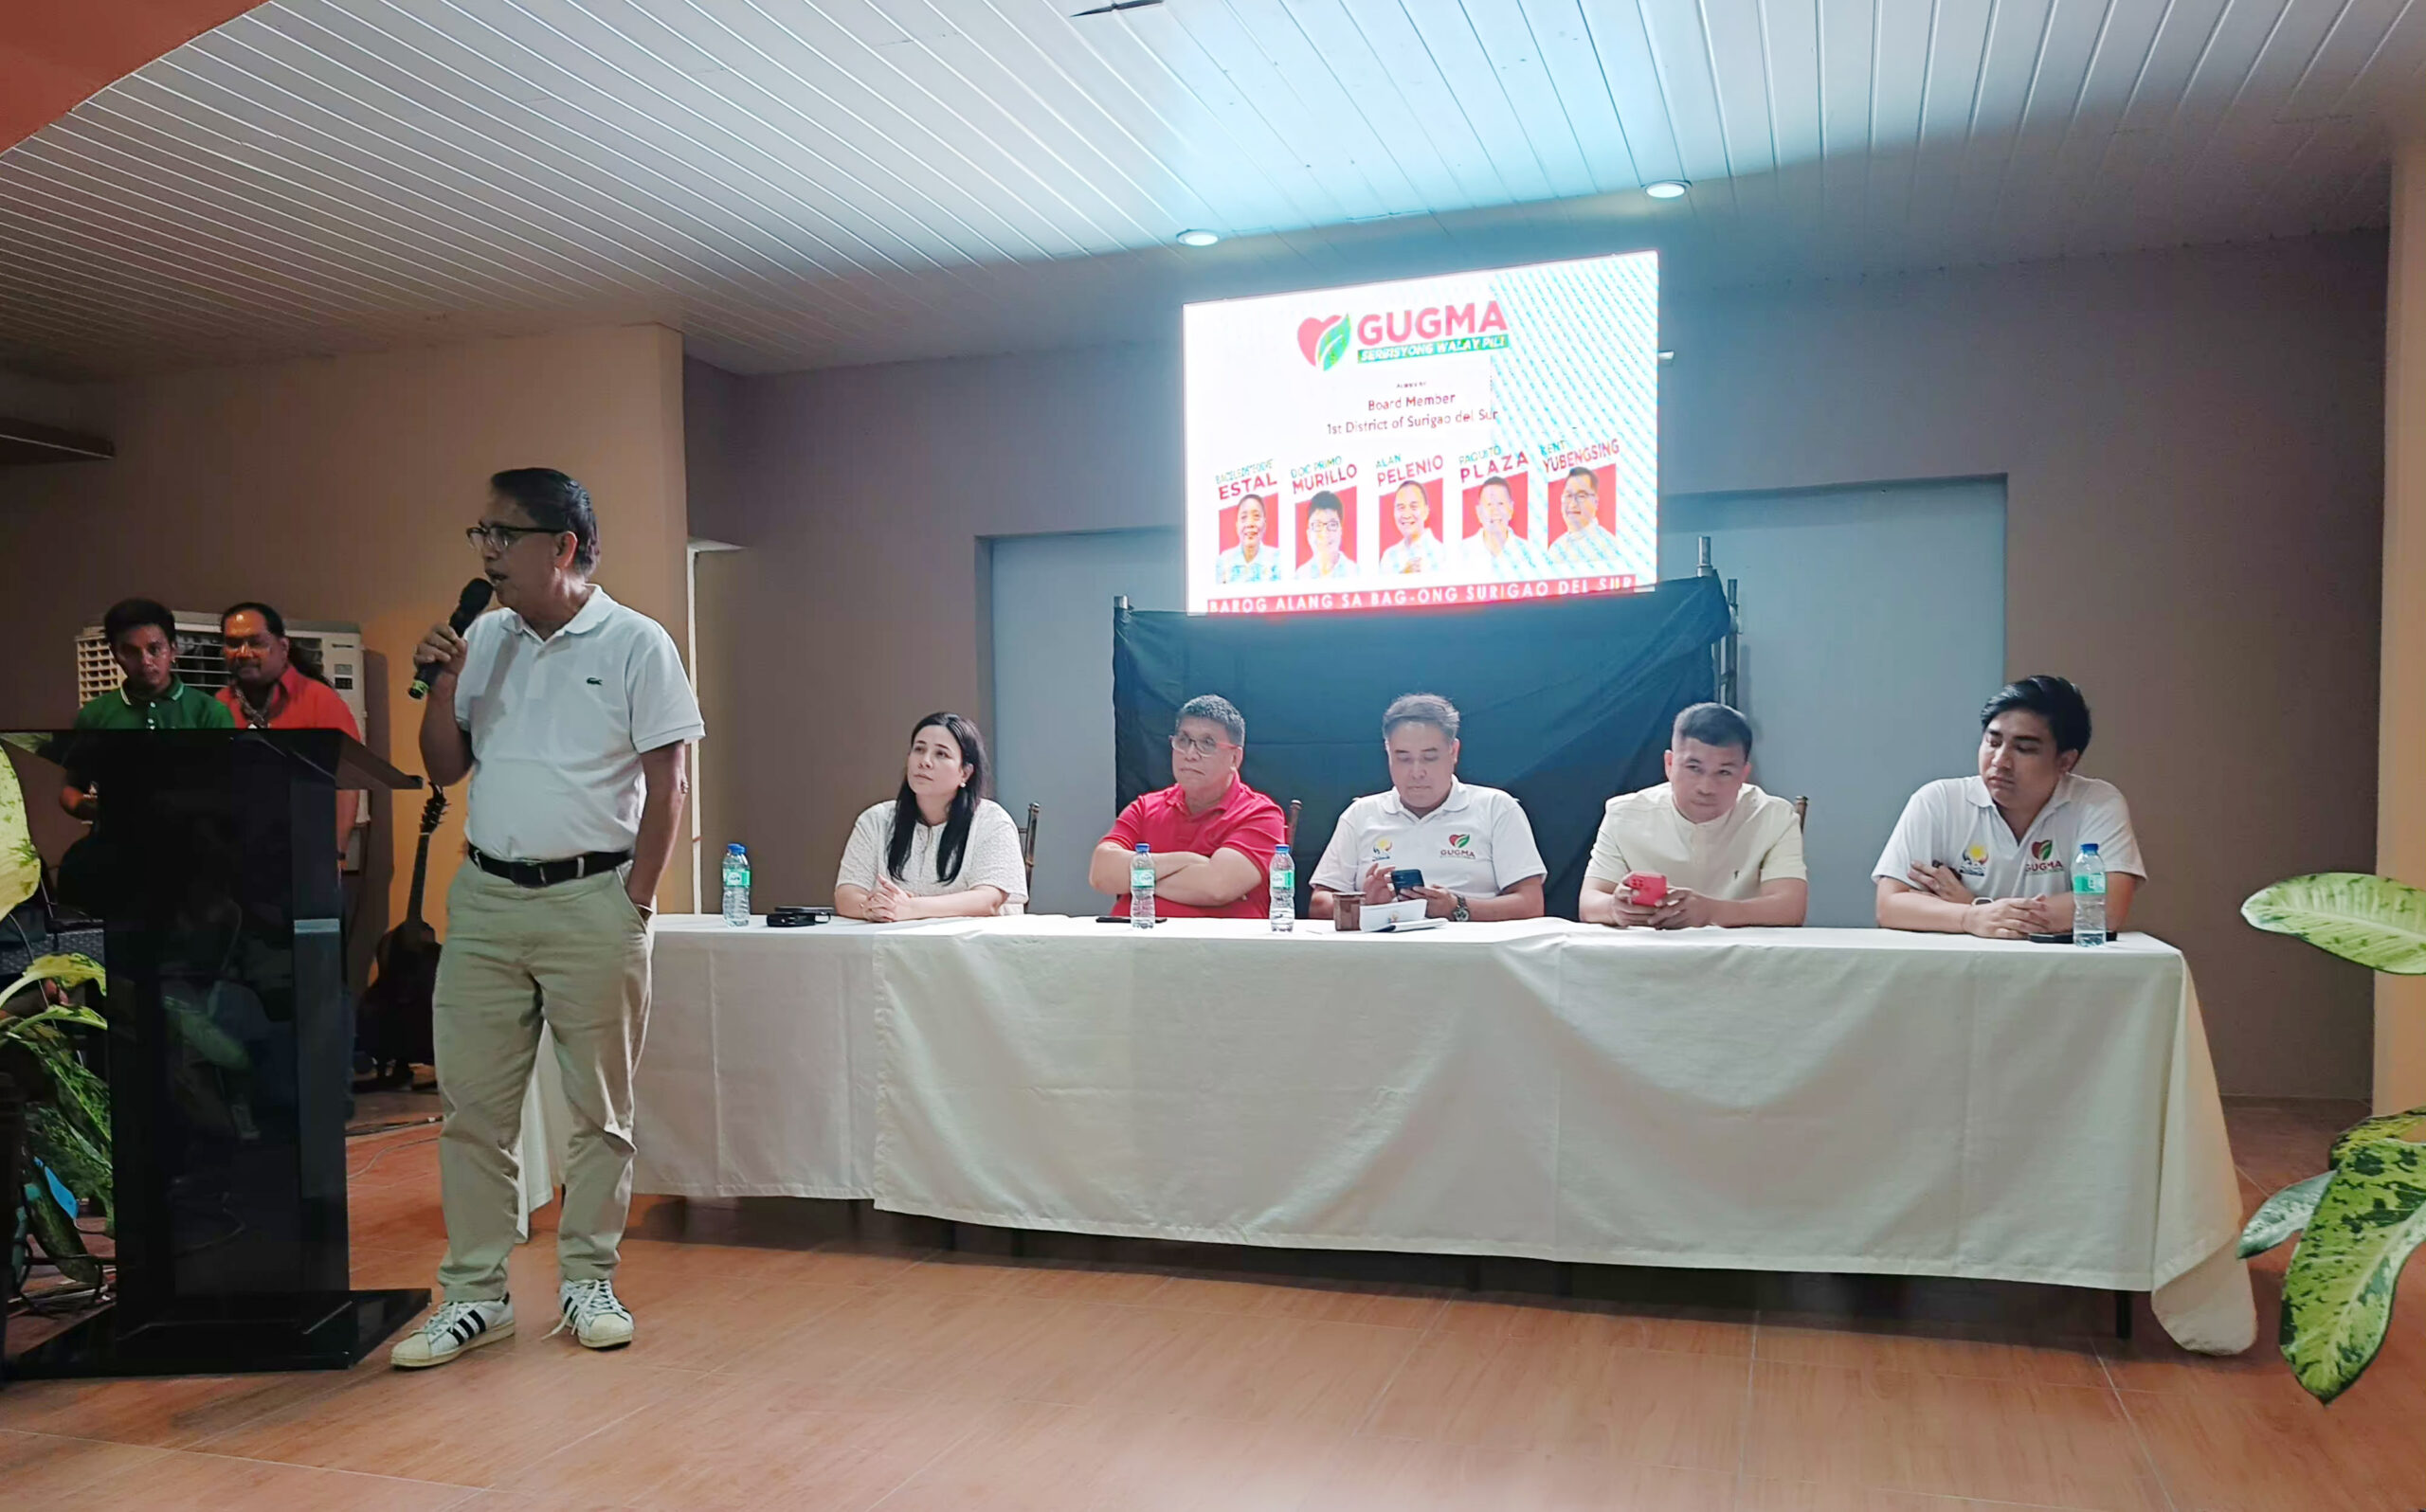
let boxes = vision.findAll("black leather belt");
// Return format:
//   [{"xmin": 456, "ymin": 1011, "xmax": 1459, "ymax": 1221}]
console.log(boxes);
[{"xmin": 468, "ymin": 846, "xmax": 631, "ymax": 889}]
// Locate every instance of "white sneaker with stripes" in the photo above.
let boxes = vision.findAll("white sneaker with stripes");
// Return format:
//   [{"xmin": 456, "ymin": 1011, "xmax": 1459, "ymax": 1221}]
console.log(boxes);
[
  {"xmin": 389, "ymin": 1297, "xmax": 514, "ymax": 1369},
  {"xmin": 552, "ymin": 1277, "xmax": 635, "ymax": 1350}
]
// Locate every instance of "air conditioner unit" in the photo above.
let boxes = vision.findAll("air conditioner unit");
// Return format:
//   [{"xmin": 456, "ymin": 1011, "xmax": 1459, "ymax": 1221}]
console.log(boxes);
[{"xmin": 76, "ymin": 612, "xmax": 368, "ymax": 738}]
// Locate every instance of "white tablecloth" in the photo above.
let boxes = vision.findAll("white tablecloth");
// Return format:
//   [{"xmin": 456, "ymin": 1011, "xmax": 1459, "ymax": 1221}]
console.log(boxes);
[
  {"xmin": 628, "ymin": 917, "xmax": 884, "ymax": 1198},
  {"xmin": 544, "ymin": 915, "xmax": 2254, "ymax": 1354}
]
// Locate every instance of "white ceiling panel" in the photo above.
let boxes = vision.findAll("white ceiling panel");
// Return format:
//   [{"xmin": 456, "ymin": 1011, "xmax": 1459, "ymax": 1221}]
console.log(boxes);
[{"xmin": 0, "ymin": 0, "xmax": 2409, "ymax": 380}]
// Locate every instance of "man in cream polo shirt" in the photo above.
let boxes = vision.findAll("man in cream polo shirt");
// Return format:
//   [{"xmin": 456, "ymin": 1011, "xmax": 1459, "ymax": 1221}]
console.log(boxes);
[
  {"xmin": 1310, "ymin": 693, "xmax": 1546, "ymax": 922},
  {"xmin": 392, "ymin": 468, "xmax": 703, "ymax": 1370},
  {"xmin": 1580, "ymin": 703, "xmax": 1807, "ymax": 928},
  {"xmin": 1874, "ymin": 675, "xmax": 2143, "ymax": 939}
]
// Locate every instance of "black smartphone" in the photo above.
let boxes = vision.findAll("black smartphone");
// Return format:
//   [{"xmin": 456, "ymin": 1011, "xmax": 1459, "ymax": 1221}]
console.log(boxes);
[
  {"xmin": 768, "ymin": 906, "xmax": 832, "ymax": 928},
  {"xmin": 1389, "ymin": 868, "xmax": 1425, "ymax": 891}
]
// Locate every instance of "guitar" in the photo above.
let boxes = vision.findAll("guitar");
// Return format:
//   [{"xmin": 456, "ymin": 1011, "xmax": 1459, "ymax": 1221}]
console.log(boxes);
[{"xmin": 356, "ymin": 787, "xmax": 446, "ymax": 1089}]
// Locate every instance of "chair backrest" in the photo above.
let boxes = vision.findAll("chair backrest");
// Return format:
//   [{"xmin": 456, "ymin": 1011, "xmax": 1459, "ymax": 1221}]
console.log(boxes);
[
  {"xmin": 1286, "ymin": 799, "xmax": 1302, "ymax": 852},
  {"xmin": 1019, "ymin": 801, "xmax": 1041, "ymax": 892},
  {"xmin": 1792, "ymin": 795, "xmax": 1810, "ymax": 831}
]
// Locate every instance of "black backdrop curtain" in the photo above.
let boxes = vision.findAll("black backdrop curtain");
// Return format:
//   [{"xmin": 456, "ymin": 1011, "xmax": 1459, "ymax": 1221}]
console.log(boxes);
[{"xmin": 1112, "ymin": 576, "xmax": 1730, "ymax": 919}]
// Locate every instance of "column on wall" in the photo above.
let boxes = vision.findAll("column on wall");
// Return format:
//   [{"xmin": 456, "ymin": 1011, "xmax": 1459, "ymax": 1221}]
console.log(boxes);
[{"xmin": 2379, "ymin": 134, "xmax": 2426, "ymax": 1112}]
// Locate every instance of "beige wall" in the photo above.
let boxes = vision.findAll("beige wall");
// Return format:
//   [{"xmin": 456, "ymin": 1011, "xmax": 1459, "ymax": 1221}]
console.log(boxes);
[
  {"xmin": 2380, "ymin": 138, "xmax": 2426, "ymax": 1111},
  {"xmin": 0, "ymin": 322, "xmax": 695, "ymax": 952},
  {"xmin": 690, "ymin": 233, "xmax": 2386, "ymax": 1097}
]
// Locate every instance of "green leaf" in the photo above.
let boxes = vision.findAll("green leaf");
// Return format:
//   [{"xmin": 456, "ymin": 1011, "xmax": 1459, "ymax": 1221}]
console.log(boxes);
[
  {"xmin": 1317, "ymin": 317, "xmax": 1349, "ymax": 369},
  {"xmin": 0, "ymin": 1004, "xmax": 106, "ymax": 1044},
  {"xmin": 20, "ymin": 1175, "xmax": 100, "ymax": 1288},
  {"xmin": 0, "ymin": 951, "xmax": 107, "ymax": 1016},
  {"xmin": 0, "ymin": 749, "xmax": 39, "ymax": 920},
  {"xmin": 2241, "ymin": 1172, "xmax": 2332, "ymax": 1257},
  {"xmin": 2331, "ymin": 1107, "xmax": 2426, "ymax": 1164},
  {"xmin": 27, "ymin": 1102, "xmax": 111, "ymax": 1220},
  {"xmin": 2242, "ymin": 873, "xmax": 2426, "ymax": 974},
  {"xmin": 2278, "ymin": 1133, "xmax": 2426, "ymax": 1401}
]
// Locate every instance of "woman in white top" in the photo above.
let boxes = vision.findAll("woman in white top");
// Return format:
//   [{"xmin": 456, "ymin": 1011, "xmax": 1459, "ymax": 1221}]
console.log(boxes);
[{"xmin": 835, "ymin": 711, "xmax": 1028, "ymax": 921}]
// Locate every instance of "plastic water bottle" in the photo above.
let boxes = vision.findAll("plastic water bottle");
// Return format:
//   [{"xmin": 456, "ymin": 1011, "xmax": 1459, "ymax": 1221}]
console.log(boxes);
[
  {"xmin": 1270, "ymin": 843, "xmax": 1295, "ymax": 932},
  {"xmin": 721, "ymin": 842, "xmax": 751, "ymax": 927},
  {"xmin": 1130, "ymin": 843, "xmax": 1156, "ymax": 927},
  {"xmin": 2072, "ymin": 842, "xmax": 2107, "ymax": 947}
]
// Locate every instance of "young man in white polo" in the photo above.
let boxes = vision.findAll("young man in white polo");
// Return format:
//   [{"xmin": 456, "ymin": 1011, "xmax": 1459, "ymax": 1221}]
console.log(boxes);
[
  {"xmin": 1579, "ymin": 703, "xmax": 1807, "ymax": 928},
  {"xmin": 1310, "ymin": 693, "xmax": 1546, "ymax": 923},
  {"xmin": 391, "ymin": 467, "xmax": 703, "ymax": 1368},
  {"xmin": 1874, "ymin": 675, "xmax": 2143, "ymax": 939}
]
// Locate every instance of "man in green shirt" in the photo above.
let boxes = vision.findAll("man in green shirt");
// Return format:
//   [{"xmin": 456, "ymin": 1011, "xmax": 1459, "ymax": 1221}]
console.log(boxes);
[{"xmin": 61, "ymin": 598, "xmax": 233, "ymax": 820}]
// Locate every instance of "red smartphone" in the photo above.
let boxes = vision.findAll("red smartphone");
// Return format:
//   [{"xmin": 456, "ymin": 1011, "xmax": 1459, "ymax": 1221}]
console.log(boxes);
[{"xmin": 1622, "ymin": 872, "xmax": 1668, "ymax": 907}]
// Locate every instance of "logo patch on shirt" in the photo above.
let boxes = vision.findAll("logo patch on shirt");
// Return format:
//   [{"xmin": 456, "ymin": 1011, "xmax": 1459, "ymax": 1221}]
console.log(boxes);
[
  {"xmin": 1448, "ymin": 834, "xmax": 1471, "ymax": 849},
  {"xmin": 1371, "ymin": 837, "xmax": 1394, "ymax": 855},
  {"xmin": 2030, "ymin": 839, "xmax": 2055, "ymax": 861}
]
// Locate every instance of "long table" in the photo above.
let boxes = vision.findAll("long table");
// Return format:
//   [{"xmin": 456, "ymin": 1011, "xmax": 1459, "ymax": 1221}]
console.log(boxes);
[{"xmin": 577, "ymin": 915, "xmax": 2254, "ymax": 1354}]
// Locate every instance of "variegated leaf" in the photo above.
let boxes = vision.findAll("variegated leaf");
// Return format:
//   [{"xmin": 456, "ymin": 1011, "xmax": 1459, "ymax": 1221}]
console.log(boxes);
[
  {"xmin": 0, "ymin": 951, "xmax": 107, "ymax": 1014},
  {"xmin": 2240, "ymin": 1172, "xmax": 2331, "ymax": 1258},
  {"xmin": 0, "ymin": 750, "xmax": 36, "ymax": 919},
  {"xmin": 2242, "ymin": 873, "xmax": 2426, "ymax": 975},
  {"xmin": 2279, "ymin": 1134, "xmax": 2426, "ymax": 1402},
  {"xmin": 2332, "ymin": 1107, "xmax": 2426, "ymax": 1165}
]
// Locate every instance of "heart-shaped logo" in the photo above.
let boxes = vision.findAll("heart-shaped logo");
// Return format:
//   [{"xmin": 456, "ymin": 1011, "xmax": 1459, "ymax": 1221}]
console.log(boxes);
[
  {"xmin": 1297, "ymin": 315, "xmax": 1347, "ymax": 369},
  {"xmin": 1448, "ymin": 834, "xmax": 1471, "ymax": 849},
  {"xmin": 2032, "ymin": 840, "xmax": 2055, "ymax": 860}
]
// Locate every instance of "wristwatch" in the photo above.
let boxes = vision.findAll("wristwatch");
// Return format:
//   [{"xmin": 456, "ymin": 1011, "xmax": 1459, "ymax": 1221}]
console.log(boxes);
[{"xmin": 1451, "ymin": 893, "xmax": 1470, "ymax": 923}]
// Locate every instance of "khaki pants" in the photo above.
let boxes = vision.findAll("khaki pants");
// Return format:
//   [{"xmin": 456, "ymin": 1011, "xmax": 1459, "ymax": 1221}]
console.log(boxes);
[{"xmin": 432, "ymin": 862, "xmax": 650, "ymax": 1302}]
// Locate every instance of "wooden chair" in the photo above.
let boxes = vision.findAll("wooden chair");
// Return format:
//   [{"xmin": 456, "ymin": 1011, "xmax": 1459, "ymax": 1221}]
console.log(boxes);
[
  {"xmin": 1792, "ymin": 796, "xmax": 1809, "ymax": 831},
  {"xmin": 1018, "ymin": 802, "xmax": 1041, "ymax": 895},
  {"xmin": 1285, "ymin": 799, "xmax": 1302, "ymax": 851}
]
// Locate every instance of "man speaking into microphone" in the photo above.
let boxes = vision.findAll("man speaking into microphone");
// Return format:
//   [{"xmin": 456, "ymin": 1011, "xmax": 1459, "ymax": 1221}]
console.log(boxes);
[{"xmin": 390, "ymin": 468, "xmax": 703, "ymax": 1369}]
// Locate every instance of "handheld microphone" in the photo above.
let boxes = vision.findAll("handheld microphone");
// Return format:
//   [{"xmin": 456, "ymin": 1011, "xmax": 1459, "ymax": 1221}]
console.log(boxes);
[{"xmin": 407, "ymin": 579, "xmax": 496, "ymax": 700}]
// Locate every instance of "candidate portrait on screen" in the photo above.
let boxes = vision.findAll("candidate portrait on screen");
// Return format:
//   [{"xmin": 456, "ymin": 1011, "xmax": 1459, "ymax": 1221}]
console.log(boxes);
[
  {"xmin": 1459, "ymin": 474, "xmax": 1548, "ymax": 581},
  {"xmin": 1298, "ymin": 489, "xmax": 1357, "ymax": 580},
  {"xmin": 1214, "ymin": 493, "xmax": 1284, "ymax": 585},
  {"xmin": 1546, "ymin": 465, "xmax": 1627, "ymax": 573},
  {"xmin": 1379, "ymin": 479, "xmax": 1445, "ymax": 576}
]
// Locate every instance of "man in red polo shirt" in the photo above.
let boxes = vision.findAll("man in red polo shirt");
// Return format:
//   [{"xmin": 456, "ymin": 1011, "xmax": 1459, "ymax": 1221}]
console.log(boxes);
[
  {"xmin": 1089, "ymin": 693, "xmax": 1285, "ymax": 920},
  {"xmin": 220, "ymin": 602, "xmax": 363, "ymax": 856}
]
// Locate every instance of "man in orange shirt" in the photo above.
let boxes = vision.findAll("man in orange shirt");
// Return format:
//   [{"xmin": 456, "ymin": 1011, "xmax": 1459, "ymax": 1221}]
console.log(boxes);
[{"xmin": 220, "ymin": 602, "xmax": 362, "ymax": 857}]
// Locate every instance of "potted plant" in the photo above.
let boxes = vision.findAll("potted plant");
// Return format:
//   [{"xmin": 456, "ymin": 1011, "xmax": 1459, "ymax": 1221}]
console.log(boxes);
[
  {"xmin": 2240, "ymin": 871, "xmax": 2426, "ymax": 1402},
  {"xmin": 0, "ymin": 743, "xmax": 110, "ymax": 1296},
  {"xmin": 1, "ymin": 955, "xmax": 109, "ymax": 1288}
]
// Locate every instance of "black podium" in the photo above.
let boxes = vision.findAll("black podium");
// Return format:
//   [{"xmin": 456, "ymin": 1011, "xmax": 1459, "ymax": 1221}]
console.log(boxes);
[{"xmin": 8, "ymin": 729, "xmax": 428, "ymax": 1376}]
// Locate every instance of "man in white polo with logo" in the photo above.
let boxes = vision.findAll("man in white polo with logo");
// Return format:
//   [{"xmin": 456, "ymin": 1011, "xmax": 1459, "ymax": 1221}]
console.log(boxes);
[
  {"xmin": 1580, "ymin": 702, "xmax": 1807, "ymax": 928},
  {"xmin": 391, "ymin": 467, "xmax": 703, "ymax": 1369},
  {"xmin": 1874, "ymin": 675, "xmax": 2143, "ymax": 939},
  {"xmin": 1309, "ymin": 693, "xmax": 1546, "ymax": 923}
]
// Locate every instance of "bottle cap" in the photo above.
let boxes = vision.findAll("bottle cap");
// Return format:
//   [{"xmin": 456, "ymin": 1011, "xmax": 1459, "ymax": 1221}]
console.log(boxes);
[
  {"xmin": 1135, "ymin": 842, "xmax": 1150, "ymax": 853},
  {"xmin": 2080, "ymin": 842, "xmax": 2099, "ymax": 855},
  {"xmin": 727, "ymin": 842, "xmax": 746, "ymax": 855},
  {"xmin": 1274, "ymin": 843, "xmax": 1290, "ymax": 854}
]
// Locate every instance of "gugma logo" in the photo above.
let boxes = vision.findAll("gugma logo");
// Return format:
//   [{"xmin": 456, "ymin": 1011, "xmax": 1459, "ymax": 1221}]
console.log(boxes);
[
  {"xmin": 1297, "ymin": 315, "xmax": 1349, "ymax": 369},
  {"xmin": 2031, "ymin": 840, "xmax": 2055, "ymax": 861},
  {"xmin": 1298, "ymin": 301, "xmax": 1510, "ymax": 369}
]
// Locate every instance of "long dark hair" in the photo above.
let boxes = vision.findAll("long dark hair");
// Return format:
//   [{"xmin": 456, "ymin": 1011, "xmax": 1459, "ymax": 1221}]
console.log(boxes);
[{"xmin": 887, "ymin": 712, "xmax": 989, "ymax": 884}]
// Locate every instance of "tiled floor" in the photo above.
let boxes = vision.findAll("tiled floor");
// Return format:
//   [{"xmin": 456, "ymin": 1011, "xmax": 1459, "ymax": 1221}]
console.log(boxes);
[{"xmin": 5, "ymin": 1097, "xmax": 2420, "ymax": 1510}]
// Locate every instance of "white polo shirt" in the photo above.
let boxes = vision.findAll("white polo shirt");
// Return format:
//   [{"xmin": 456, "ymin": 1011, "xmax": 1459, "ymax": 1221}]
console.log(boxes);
[
  {"xmin": 1310, "ymin": 781, "xmax": 1546, "ymax": 900},
  {"xmin": 455, "ymin": 586, "xmax": 705, "ymax": 861},
  {"xmin": 1872, "ymin": 774, "xmax": 2145, "ymax": 901},
  {"xmin": 1584, "ymin": 783, "xmax": 1806, "ymax": 900}
]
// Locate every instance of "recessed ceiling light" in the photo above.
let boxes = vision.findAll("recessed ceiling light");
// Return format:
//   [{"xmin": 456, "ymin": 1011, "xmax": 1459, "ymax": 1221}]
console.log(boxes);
[
  {"xmin": 1175, "ymin": 228, "xmax": 1221, "ymax": 247},
  {"xmin": 1643, "ymin": 180, "xmax": 1690, "ymax": 200}
]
